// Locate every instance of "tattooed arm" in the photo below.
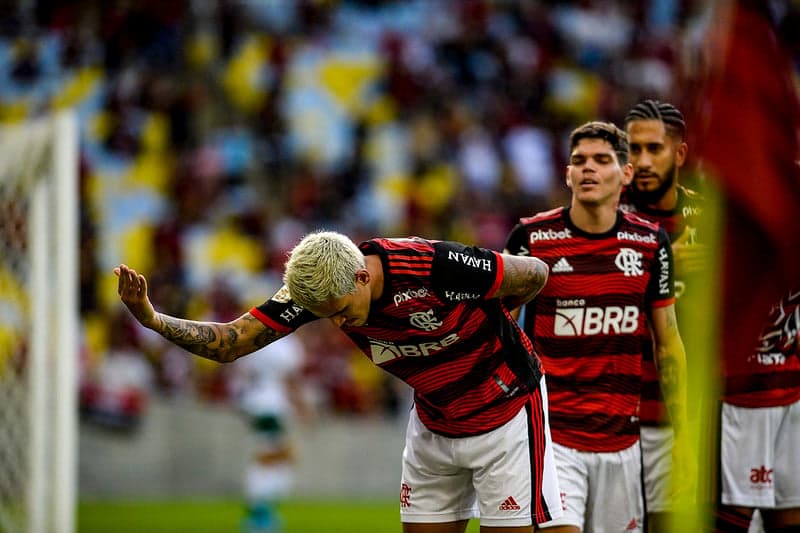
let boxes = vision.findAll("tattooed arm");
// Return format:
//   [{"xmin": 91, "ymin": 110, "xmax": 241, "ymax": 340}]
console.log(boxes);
[
  {"xmin": 650, "ymin": 304, "xmax": 688, "ymax": 435},
  {"xmin": 114, "ymin": 264, "xmax": 286, "ymax": 363},
  {"xmin": 495, "ymin": 254, "xmax": 550, "ymax": 310},
  {"xmin": 649, "ymin": 302, "xmax": 695, "ymax": 497}
]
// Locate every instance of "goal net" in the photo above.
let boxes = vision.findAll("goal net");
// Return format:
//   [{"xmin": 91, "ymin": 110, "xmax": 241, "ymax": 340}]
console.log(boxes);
[{"xmin": 0, "ymin": 111, "xmax": 79, "ymax": 533}]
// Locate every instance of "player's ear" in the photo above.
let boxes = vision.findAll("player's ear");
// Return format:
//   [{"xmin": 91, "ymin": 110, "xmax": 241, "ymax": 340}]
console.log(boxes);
[
  {"xmin": 356, "ymin": 268, "xmax": 370, "ymax": 285},
  {"xmin": 621, "ymin": 163, "xmax": 634, "ymax": 186},
  {"xmin": 565, "ymin": 166, "xmax": 573, "ymax": 189},
  {"xmin": 675, "ymin": 142, "xmax": 688, "ymax": 168}
]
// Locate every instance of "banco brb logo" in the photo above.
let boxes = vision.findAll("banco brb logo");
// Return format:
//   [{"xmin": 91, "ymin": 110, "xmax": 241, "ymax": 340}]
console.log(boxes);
[{"xmin": 554, "ymin": 306, "xmax": 639, "ymax": 336}]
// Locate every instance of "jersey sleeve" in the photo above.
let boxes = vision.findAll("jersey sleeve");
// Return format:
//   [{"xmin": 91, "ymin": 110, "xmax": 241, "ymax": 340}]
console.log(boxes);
[
  {"xmin": 249, "ymin": 285, "xmax": 318, "ymax": 333},
  {"xmin": 504, "ymin": 223, "xmax": 531, "ymax": 256},
  {"xmin": 430, "ymin": 241, "xmax": 503, "ymax": 301},
  {"xmin": 647, "ymin": 227, "xmax": 675, "ymax": 308}
]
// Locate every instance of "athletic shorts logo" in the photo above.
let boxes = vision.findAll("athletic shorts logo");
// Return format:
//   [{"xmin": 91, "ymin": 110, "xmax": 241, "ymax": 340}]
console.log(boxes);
[
  {"xmin": 554, "ymin": 306, "xmax": 639, "ymax": 336},
  {"xmin": 615, "ymin": 248, "xmax": 643, "ymax": 276},
  {"xmin": 499, "ymin": 496, "xmax": 521, "ymax": 511},
  {"xmin": 750, "ymin": 465, "xmax": 773, "ymax": 486},
  {"xmin": 400, "ymin": 483, "xmax": 411, "ymax": 508}
]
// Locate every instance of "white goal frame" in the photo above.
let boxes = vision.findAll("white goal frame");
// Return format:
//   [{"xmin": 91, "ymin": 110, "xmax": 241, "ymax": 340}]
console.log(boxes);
[{"xmin": 0, "ymin": 111, "xmax": 78, "ymax": 533}]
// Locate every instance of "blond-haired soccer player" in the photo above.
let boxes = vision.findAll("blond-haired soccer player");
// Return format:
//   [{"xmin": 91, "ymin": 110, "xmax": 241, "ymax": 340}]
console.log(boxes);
[{"xmin": 116, "ymin": 230, "xmax": 561, "ymax": 532}]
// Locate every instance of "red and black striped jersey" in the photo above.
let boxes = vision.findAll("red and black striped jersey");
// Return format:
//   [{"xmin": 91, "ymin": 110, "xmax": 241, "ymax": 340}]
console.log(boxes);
[
  {"xmin": 724, "ymin": 288, "xmax": 800, "ymax": 407},
  {"xmin": 251, "ymin": 237, "xmax": 543, "ymax": 438},
  {"xmin": 505, "ymin": 207, "xmax": 674, "ymax": 452},
  {"xmin": 619, "ymin": 185, "xmax": 704, "ymax": 425}
]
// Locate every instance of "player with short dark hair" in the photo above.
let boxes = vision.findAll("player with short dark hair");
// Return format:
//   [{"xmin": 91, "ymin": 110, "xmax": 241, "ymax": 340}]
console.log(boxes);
[
  {"xmin": 115, "ymin": 230, "xmax": 562, "ymax": 532},
  {"xmin": 504, "ymin": 121, "xmax": 691, "ymax": 533}
]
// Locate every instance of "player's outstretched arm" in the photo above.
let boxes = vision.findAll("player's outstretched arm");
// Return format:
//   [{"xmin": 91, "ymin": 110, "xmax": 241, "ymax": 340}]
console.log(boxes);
[
  {"xmin": 114, "ymin": 264, "xmax": 286, "ymax": 363},
  {"xmin": 495, "ymin": 254, "xmax": 549, "ymax": 310}
]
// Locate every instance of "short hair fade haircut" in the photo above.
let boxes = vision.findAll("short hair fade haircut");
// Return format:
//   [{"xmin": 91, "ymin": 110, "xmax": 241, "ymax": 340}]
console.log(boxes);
[
  {"xmin": 283, "ymin": 231, "xmax": 365, "ymax": 309},
  {"xmin": 624, "ymin": 99, "xmax": 686, "ymax": 139},
  {"xmin": 568, "ymin": 121, "xmax": 629, "ymax": 165}
]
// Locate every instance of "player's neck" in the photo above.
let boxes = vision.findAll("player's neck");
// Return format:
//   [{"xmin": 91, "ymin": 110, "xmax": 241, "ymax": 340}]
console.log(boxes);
[
  {"xmin": 569, "ymin": 202, "xmax": 618, "ymax": 234},
  {"xmin": 649, "ymin": 186, "xmax": 679, "ymax": 211}
]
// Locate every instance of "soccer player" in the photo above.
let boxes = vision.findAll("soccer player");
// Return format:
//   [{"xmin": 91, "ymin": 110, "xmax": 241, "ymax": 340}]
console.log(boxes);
[
  {"xmin": 504, "ymin": 121, "xmax": 690, "ymax": 533},
  {"xmin": 621, "ymin": 100, "xmax": 704, "ymax": 532},
  {"xmin": 232, "ymin": 334, "xmax": 310, "ymax": 533},
  {"xmin": 115, "ymin": 230, "xmax": 562, "ymax": 533},
  {"xmin": 715, "ymin": 289, "xmax": 800, "ymax": 532}
]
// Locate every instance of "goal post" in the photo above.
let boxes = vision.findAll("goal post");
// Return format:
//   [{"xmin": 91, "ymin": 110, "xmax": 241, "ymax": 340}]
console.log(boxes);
[{"xmin": 0, "ymin": 111, "xmax": 79, "ymax": 533}]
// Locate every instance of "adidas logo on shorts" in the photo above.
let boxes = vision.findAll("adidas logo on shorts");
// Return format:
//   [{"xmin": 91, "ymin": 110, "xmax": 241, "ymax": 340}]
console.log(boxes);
[{"xmin": 499, "ymin": 496, "xmax": 521, "ymax": 511}]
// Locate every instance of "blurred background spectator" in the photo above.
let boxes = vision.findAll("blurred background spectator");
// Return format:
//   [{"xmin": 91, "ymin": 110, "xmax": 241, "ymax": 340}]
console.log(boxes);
[{"xmin": 1, "ymin": 0, "xmax": 796, "ymax": 422}]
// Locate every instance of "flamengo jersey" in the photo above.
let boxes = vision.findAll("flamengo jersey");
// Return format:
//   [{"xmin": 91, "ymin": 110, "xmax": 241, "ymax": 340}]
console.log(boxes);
[
  {"xmin": 505, "ymin": 207, "xmax": 674, "ymax": 452},
  {"xmin": 250, "ymin": 237, "xmax": 543, "ymax": 438},
  {"xmin": 619, "ymin": 185, "xmax": 704, "ymax": 426},
  {"xmin": 724, "ymin": 288, "xmax": 800, "ymax": 407}
]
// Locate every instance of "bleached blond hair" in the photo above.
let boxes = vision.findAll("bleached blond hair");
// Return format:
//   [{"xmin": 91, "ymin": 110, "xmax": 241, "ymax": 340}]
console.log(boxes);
[{"xmin": 283, "ymin": 231, "xmax": 365, "ymax": 309}]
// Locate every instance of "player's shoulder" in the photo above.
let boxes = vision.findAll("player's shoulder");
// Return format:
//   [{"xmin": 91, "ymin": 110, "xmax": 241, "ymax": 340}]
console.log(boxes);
[
  {"xmin": 620, "ymin": 209, "xmax": 661, "ymax": 233},
  {"xmin": 519, "ymin": 206, "xmax": 564, "ymax": 226},
  {"xmin": 363, "ymin": 236, "xmax": 433, "ymax": 253}
]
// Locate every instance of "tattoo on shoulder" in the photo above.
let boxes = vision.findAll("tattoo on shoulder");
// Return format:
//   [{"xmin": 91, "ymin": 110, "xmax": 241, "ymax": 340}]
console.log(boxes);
[
  {"xmin": 514, "ymin": 258, "xmax": 548, "ymax": 293},
  {"xmin": 239, "ymin": 314, "xmax": 282, "ymax": 347}
]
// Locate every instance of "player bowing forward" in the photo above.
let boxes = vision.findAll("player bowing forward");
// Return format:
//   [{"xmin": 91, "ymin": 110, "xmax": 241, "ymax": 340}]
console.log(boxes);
[{"xmin": 115, "ymin": 230, "xmax": 561, "ymax": 533}]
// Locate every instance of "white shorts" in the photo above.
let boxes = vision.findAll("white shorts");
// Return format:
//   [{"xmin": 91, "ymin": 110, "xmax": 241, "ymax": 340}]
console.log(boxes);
[
  {"xmin": 400, "ymin": 377, "xmax": 562, "ymax": 527},
  {"xmin": 720, "ymin": 399, "xmax": 800, "ymax": 509},
  {"xmin": 245, "ymin": 463, "xmax": 294, "ymax": 501},
  {"xmin": 539, "ymin": 441, "xmax": 644, "ymax": 533},
  {"xmin": 640, "ymin": 425, "xmax": 673, "ymax": 514}
]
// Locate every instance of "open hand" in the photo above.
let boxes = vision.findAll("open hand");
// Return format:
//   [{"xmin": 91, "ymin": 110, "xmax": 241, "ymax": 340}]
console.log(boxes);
[{"xmin": 114, "ymin": 264, "xmax": 157, "ymax": 328}]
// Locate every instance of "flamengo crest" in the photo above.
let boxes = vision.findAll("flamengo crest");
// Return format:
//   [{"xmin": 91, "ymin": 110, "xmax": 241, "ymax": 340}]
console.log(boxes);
[
  {"xmin": 409, "ymin": 309, "xmax": 443, "ymax": 331},
  {"xmin": 615, "ymin": 248, "xmax": 643, "ymax": 276}
]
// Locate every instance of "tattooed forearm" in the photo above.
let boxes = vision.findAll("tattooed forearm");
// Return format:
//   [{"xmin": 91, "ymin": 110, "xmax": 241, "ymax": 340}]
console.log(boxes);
[
  {"xmin": 654, "ymin": 306, "xmax": 688, "ymax": 434},
  {"xmin": 158, "ymin": 315, "xmax": 218, "ymax": 345},
  {"xmin": 499, "ymin": 255, "xmax": 550, "ymax": 309},
  {"xmin": 657, "ymin": 351, "xmax": 684, "ymax": 432},
  {"xmin": 151, "ymin": 312, "xmax": 283, "ymax": 363}
]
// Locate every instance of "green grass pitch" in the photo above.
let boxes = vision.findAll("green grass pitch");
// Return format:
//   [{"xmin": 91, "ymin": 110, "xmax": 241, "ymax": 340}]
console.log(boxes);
[{"xmin": 78, "ymin": 499, "xmax": 482, "ymax": 532}]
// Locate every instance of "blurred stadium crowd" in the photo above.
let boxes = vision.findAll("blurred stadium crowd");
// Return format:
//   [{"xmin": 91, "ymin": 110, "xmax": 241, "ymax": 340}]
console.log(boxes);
[{"xmin": 0, "ymin": 0, "xmax": 767, "ymax": 427}]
